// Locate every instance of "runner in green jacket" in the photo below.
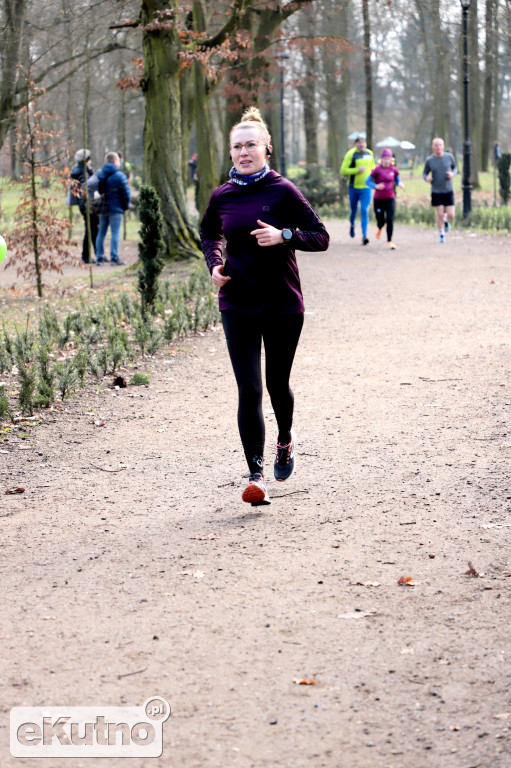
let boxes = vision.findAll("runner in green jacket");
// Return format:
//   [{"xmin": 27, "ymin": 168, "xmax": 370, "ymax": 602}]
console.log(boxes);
[{"xmin": 340, "ymin": 136, "xmax": 375, "ymax": 245}]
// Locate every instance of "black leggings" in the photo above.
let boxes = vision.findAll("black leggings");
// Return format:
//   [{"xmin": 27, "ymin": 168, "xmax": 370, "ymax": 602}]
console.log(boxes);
[
  {"xmin": 221, "ymin": 310, "xmax": 304, "ymax": 474},
  {"xmin": 374, "ymin": 197, "xmax": 395, "ymax": 241}
]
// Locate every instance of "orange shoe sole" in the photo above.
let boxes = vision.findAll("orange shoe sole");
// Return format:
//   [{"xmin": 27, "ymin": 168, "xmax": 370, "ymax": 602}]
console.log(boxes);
[{"xmin": 242, "ymin": 482, "xmax": 266, "ymax": 504}]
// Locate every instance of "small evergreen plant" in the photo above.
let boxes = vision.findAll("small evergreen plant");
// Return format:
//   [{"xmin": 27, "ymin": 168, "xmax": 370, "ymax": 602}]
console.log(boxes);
[
  {"xmin": 138, "ymin": 185, "xmax": 165, "ymax": 318},
  {"xmin": 498, "ymin": 154, "xmax": 510, "ymax": 205}
]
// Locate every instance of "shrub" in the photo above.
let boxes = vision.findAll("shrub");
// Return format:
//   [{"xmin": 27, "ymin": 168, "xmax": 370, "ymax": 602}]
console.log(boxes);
[
  {"xmin": 35, "ymin": 346, "xmax": 56, "ymax": 407},
  {"xmin": 0, "ymin": 385, "xmax": 12, "ymax": 421},
  {"xmin": 56, "ymin": 358, "xmax": 78, "ymax": 400},
  {"xmin": 498, "ymin": 153, "xmax": 510, "ymax": 205},
  {"xmin": 17, "ymin": 357, "xmax": 36, "ymax": 415},
  {"xmin": 130, "ymin": 373, "xmax": 150, "ymax": 386},
  {"xmin": 289, "ymin": 164, "xmax": 341, "ymax": 209},
  {"xmin": 138, "ymin": 185, "xmax": 165, "ymax": 317}
]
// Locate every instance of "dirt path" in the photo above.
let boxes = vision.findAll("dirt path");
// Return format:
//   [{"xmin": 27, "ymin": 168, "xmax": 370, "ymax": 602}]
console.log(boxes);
[{"xmin": 2, "ymin": 222, "xmax": 511, "ymax": 768}]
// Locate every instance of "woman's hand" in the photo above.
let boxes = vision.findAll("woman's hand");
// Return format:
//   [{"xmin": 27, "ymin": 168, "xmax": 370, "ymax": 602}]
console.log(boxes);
[
  {"xmin": 211, "ymin": 264, "xmax": 231, "ymax": 287},
  {"xmin": 398, "ymin": 181, "xmax": 405, "ymax": 190},
  {"xmin": 250, "ymin": 220, "xmax": 284, "ymax": 247},
  {"xmin": 376, "ymin": 182, "xmax": 385, "ymax": 190}
]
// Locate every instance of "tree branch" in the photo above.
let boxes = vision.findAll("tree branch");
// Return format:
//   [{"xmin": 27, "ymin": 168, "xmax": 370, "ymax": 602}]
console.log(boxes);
[
  {"xmin": 109, "ymin": 21, "xmax": 142, "ymax": 29},
  {"xmin": 15, "ymin": 43, "xmax": 124, "ymax": 102},
  {"xmin": 200, "ymin": 0, "xmax": 251, "ymax": 48}
]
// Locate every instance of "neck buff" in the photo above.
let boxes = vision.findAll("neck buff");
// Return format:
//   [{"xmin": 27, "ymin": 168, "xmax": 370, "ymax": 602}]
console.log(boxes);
[{"xmin": 229, "ymin": 164, "xmax": 270, "ymax": 186}]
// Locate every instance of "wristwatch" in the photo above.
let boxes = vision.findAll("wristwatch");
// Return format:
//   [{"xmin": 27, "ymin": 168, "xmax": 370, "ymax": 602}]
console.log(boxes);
[{"xmin": 282, "ymin": 228, "xmax": 293, "ymax": 242}]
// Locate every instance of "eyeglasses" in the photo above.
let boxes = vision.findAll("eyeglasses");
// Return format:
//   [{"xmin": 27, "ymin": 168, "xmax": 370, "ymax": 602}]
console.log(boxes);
[{"xmin": 230, "ymin": 141, "xmax": 264, "ymax": 153}]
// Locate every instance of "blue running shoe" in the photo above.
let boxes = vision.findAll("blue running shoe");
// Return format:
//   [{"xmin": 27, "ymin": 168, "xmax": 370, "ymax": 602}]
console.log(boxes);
[{"xmin": 274, "ymin": 429, "xmax": 296, "ymax": 482}]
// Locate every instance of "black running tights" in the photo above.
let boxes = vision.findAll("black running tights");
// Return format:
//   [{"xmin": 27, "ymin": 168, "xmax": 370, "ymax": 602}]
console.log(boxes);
[
  {"xmin": 374, "ymin": 197, "xmax": 395, "ymax": 241},
  {"xmin": 221, "ymin": 310, "xmax": 304, "ymax": 474}
]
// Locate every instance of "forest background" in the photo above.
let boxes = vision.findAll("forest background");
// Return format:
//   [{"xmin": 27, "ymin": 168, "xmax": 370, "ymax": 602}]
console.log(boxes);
[{"xmin": 0, "ymin": 0, "xmax": 510, "ymax": 260}]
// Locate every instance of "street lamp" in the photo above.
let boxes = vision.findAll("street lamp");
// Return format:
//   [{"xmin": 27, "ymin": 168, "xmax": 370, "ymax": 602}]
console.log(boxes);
[
  {"xmin": 275, "ymin": 52, "xmax": 290, "ymax": 177},
  {"xmin": 460, "ymin": 0, "xmax": 472, "ymax": 218}
]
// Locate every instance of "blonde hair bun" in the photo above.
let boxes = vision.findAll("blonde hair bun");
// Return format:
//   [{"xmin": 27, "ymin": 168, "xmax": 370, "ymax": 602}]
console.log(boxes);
[{"xmin": 241, "ymin": 106, "xmax": 265, "ymax": 125}]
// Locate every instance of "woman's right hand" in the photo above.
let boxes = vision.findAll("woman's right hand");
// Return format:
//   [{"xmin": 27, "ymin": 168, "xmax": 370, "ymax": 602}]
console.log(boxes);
[{"xmin": 212, "ymin": 264, "xmax": 231, "ymax": 287}]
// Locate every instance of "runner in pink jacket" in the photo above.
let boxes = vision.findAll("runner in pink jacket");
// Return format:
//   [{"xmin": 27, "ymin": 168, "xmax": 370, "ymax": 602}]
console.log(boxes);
[{"xmin": 366, "ymin": 148, "xmax": 404, "ymax": 250}]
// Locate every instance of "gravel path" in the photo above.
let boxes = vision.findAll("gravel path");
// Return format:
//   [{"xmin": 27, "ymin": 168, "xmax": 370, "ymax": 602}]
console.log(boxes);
[{"xmin": 2, "ymin": 222, "xmax": 511, "ymax": 767}]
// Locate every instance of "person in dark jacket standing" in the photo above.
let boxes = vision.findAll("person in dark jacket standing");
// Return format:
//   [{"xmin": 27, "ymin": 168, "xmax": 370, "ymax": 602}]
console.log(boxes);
[
  {"xmin": 69, "ymin": 149, "xmax": 97, "ymax": 264},
  {"xmin": 200, "ymin": 107, "xmax": 329, "ymax": 507},
  {"xmin": 96, "ymin": 152, "xmax": 131, "ymax": 265}
]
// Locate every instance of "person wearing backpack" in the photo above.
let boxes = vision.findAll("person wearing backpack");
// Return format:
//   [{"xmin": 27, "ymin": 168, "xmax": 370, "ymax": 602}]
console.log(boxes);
[
  {"xmin": 78, "ymin": 172, "xmax": 105, "ymax": 264},
  {"xmin": 96, "ymin": 151, "xmax": 131, "ymax": 265},
  {"xmin": 69, "ymin": 149, "xmax": 97, "ymax": 264}
]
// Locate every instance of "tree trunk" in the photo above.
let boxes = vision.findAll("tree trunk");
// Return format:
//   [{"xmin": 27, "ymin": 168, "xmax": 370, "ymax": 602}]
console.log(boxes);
[
  {"xmin": 480, "ymin": 0, "xmax": 497, "ymax": 172},
  {"xmin": 0, "ymin": 0, "xmax": 28, "ymax": 150},
  {"xmin": 361, "ymin": 0, "xmax": 373, "ymax": 150},
  {"xmin": 297, "ymin": 9, "xmax": 318, "ymax": 165},
  {"xmin": 180, "ymin": 70, "xmax": 195, "ymax": 187},
  {"xmin": 430, "ymin": 0, "xmax": 451, "ymax": 142},
  {"xmin": 467, "ymin": 0, "xmax": 480, "ymax": 187},
  {"xmin": 192, "ymin": 0, "xmax": 219, "ymax": 217},
  {"xmin": 141, "ymin": 0, "xmax": 200, "ymax": 260},
  {"xmin": 322, "ymin": 0, "xmax": 350, "ymax": 171}
]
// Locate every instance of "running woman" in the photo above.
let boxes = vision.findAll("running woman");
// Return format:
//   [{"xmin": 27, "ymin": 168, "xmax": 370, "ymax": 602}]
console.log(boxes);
[
  {"xmin": 200, "ymin": 107, "xmax": 329, "ymax": 506},
  {"xmin": 366, "ymin": 148, "xmax": 405, "ymax": 249},
  {"xmin": 423, "ymin": 138, "xmax": 457, "ymax": 243},
  {"xmin": 340, "ymin": 135, "xmax": 375, "ymax": 245}
]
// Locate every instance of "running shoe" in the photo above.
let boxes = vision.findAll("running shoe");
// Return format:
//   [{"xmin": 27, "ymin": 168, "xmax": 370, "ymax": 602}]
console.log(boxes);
[
  {"xmin": 349, "ymin": 225, "xmax": 355, "ymax": 238},
  {"xmin": 438, "ymin": 233, "xmax": 445, "ymax": 243},
  {"xmin": 386, "ymin": 242, "xmax": 396, "ymax": 250},
  {"xmin": 274, "ymin": 429, "xmax": 296, "ymax": 482},
  {"xmin": 444, "ymin": 219, "xmax": 450, "ymax": 233},
  {"xmin": 375, "ymin": 228, "xmax": 382, "ymax": 240},
  {"xmin": 241, "ymin": 473, "xmax": 270, "ymax": 505},
  {"xmin": 362, "ymin": 237, "xmax": 370, "ymax": 245}
]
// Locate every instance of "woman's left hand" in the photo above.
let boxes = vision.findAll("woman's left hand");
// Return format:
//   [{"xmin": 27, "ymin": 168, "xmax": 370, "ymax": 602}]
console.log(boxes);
[{"xmin": 250, "ymin": 220, "xmax": 284, "ymax": 247}]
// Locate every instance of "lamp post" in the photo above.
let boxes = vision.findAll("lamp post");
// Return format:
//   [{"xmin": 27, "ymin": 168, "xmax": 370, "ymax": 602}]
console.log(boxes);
[
  {"xmin": 275, "ymin": 52, "xmax": 290, "ymax": 177},
  {"xmin": 460, "ymin": 0, "xmax": 472, "ymax": 218}
]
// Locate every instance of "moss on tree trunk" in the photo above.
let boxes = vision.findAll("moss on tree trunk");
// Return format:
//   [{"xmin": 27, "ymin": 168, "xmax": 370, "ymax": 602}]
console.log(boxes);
[{"xmin": 141, "ymin": 0, "xmax": 200, "ymax": 260}]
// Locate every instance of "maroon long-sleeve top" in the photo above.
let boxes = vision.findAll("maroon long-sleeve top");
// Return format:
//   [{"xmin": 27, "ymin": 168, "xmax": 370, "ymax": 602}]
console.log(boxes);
[{"xmin": 200, "ymin": 170, "xmax": 329, "ymax": 314}]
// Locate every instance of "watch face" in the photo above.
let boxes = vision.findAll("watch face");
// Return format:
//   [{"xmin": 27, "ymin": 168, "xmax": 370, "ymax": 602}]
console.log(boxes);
[{"xmin": 282, "ymin": 228, "xmax": 292, "ymax": 241}]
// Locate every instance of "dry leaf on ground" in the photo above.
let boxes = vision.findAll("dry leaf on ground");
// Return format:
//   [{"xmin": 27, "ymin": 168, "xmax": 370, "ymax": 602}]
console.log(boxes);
[{"xmin": 397, "ymin": 576, "xmax": 416, "ymax": 586}]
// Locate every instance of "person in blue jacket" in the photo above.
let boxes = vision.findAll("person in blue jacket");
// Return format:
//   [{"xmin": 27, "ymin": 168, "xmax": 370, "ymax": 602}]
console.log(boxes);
[{"xmin": 96, "ymin": 152, "xmax": 131, "ymax": 265}]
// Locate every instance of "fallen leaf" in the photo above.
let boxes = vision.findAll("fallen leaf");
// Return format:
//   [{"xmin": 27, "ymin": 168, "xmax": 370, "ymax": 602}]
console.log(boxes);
[
  {"xmin": 355, "ymin": 581, "xmax": 381, "ymax": 587},
  {"xmin": 465, "ymin": 561, "xmax": 479, "ymax": 577},
  {"xmin": 93, "ymin": 419, "xmax": 105, "ymax": 427},
  {"xmin": 293, "ymin": 678, "xmax": 316, "ymax": 685},
  {"xmin": 397, "ymin": 576, "xmax": 416, "ymax": 586},
  {"xmin": 5, "ymin": 487, "xmax": 25, "ymax": 495},
  {"xmin": 494, "ymin": 713, "xmax": 511, "ymax": 720}
]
